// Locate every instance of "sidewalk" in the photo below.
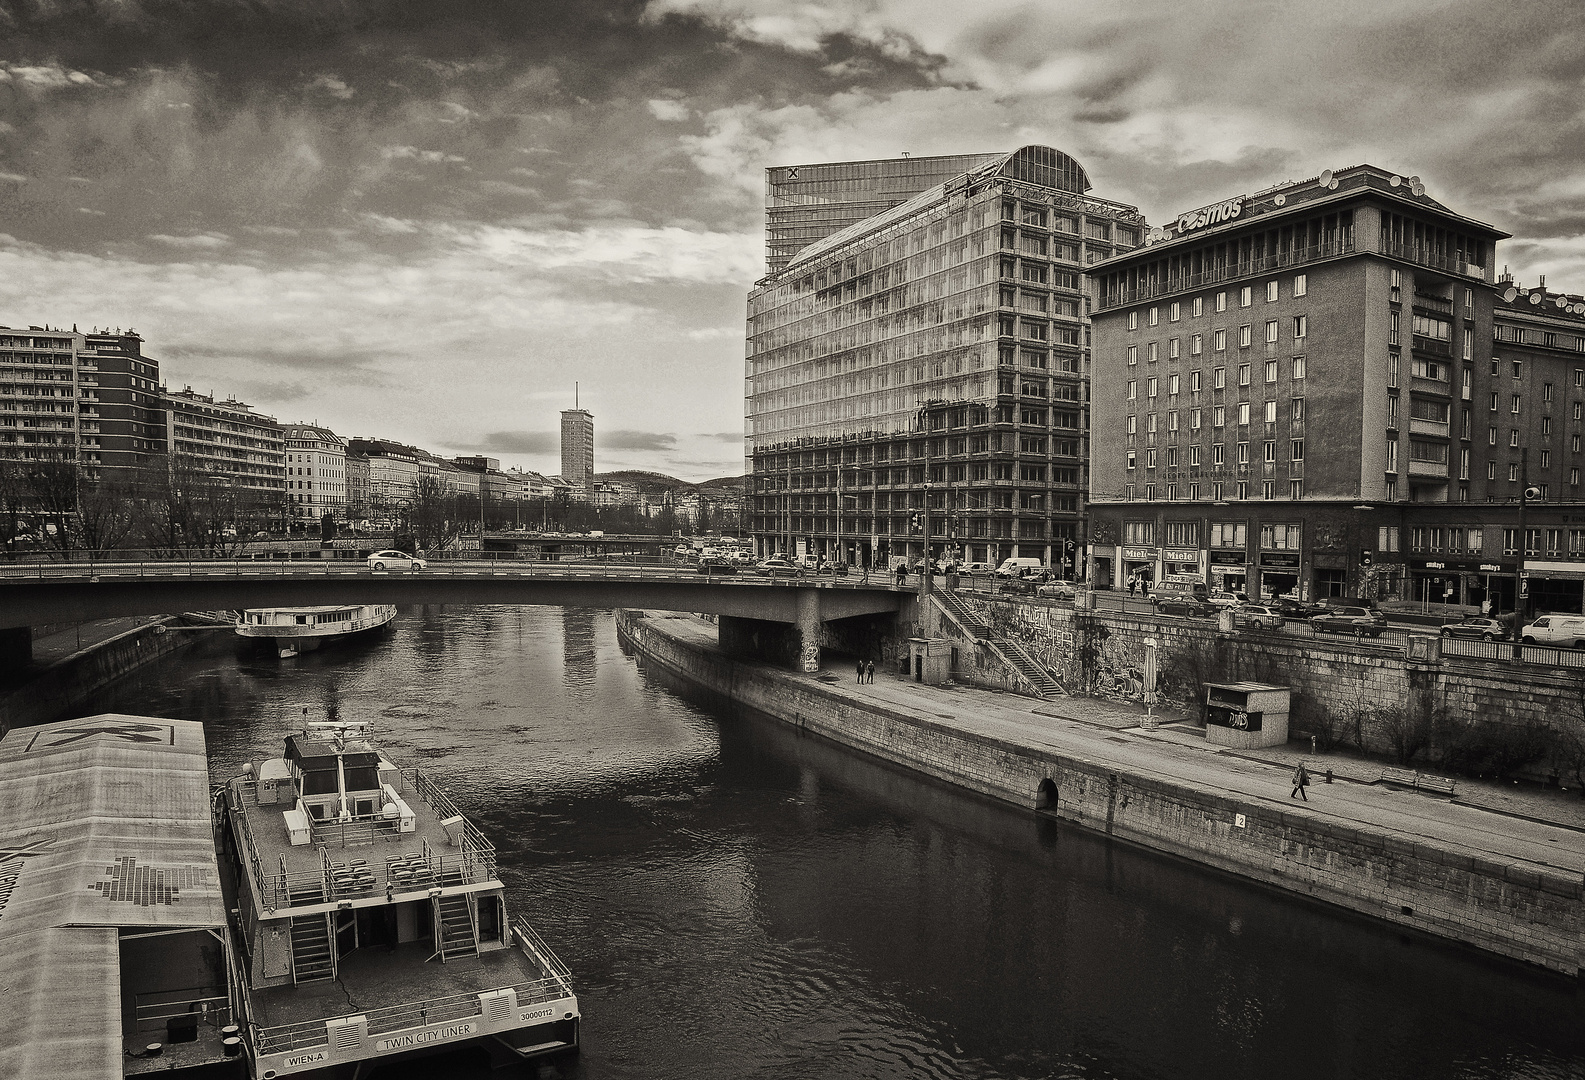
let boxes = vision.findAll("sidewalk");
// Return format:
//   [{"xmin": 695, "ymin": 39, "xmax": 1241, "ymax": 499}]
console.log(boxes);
[{"xmin": 650, "ymin": 613, "xmax": 1585, "ymax": 875}]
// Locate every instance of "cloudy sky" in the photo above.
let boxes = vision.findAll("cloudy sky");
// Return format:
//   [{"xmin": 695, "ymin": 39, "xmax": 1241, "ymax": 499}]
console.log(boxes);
[{"xmin": 1, "ymin": 0, "xmax": 1582, "ymax": 480}]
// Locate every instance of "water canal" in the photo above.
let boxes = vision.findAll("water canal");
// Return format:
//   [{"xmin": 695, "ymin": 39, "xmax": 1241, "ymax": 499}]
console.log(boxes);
[{"xmin": 73, "ymin": 605, "xmax": 1585, "ymax": 1080}]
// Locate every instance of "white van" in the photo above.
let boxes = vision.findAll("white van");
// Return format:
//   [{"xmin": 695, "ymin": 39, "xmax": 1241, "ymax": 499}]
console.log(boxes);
[
  {"xmin": 1520, "ymin": 614, "xmax": 1585, "ymax": 647},
  {"xmin": 996, "ymin": 557, "xmax": 1045, "ymax": 578}
]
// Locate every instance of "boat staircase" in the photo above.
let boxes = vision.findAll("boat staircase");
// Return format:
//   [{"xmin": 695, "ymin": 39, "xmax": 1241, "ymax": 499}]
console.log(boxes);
[
  {"xmin": 431, "ymin": 892, "xmax": 479, "ymax": 963},
  {"xmin": 932, "ymin": 591, "xmax": 1065, "ymax": 699},
  {"xmin": 289, "ymin": 913, "xmax": 336, "ymax": 984}
]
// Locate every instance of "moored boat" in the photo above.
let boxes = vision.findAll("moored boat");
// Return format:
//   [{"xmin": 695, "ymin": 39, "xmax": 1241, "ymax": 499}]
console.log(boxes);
[
  {"xmin": 216, "ymin": 722, "xmax": 578, "ymax": 1078},
  {"xmin": 235, "ymin": 605, "xmax": 396, "ymax": 658}
]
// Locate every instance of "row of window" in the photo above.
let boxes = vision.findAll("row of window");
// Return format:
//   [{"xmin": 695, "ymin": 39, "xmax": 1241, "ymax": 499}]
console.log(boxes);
[
  {"xmin": 1126, "ymin": 399, "xmax": 1306, "ymax": 435},
  {"xmin": 1123, "ymin": 520, "xmax": 1304, "ymax": 549},
  {"xmin": 1126, "ymin": 358, "xmax": 1307, "ymax": 398},
  {"xmin": 1127, "ymin": 439, "xmax": 1305, "ymax": 470},
  {"xmin": 1125, "ymin": 277, "xmax": 1310, "ymax": 330},
  {"xmin": 1121, "ymin": 480, "xmax": 1304, "ymax": 502},
  {"xmin": 1127, "ymin": 319, "xmax": 1308, "ymax": 363}
]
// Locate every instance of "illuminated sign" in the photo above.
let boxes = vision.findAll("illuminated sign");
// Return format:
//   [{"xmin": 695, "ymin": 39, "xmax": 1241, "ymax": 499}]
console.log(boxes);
[{"xmin": 1176, "ymin": 198, "xmax": 1245, "ymax": 235}]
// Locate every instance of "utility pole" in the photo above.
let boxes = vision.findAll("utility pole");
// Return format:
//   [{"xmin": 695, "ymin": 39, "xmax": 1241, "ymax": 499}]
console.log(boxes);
[{"xmin": 1514, "ymin": 446, "xmax": 1529, "ymax": 660}]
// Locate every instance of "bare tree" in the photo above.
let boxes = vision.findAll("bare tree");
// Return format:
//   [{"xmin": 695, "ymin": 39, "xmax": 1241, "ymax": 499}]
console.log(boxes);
[
  {"xmin": 406, "ymin": 474, "xmax": 459, "ymax": 554},
  {"xmin": 75, "ymin": 468, "xmax": 141, "ymax": 555},
  {"xmin": 23, "ymin": 460, "xmax": 80, "ymax": 556}
]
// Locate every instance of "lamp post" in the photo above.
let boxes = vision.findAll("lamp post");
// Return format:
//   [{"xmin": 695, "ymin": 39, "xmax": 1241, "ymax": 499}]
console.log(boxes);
[{"xmin": 1514, "ymin": 447, "xmax": 1530, "ymax": 660}]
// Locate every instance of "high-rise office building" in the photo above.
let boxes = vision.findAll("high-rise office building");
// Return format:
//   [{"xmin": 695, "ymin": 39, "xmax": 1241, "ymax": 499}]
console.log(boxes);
[
  {"xmin": 746, "ymin": 145, "xmax": 1145, "ymax": 570},
  {"xmin": 764, "ymin": 153, "xmax": 1008, "ymax": 276},
  {"xmin": 560, "ymin": 408, "xmax": 594, "ymax": 494}
]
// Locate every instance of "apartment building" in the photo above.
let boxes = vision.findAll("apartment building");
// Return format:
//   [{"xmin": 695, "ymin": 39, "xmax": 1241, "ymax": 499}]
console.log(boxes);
[
  {"xmin": 283, "ymin": 422, "xmax": 346, "ymax": 520},
  {"xmin": 161, "ymin": 386, "xmax": 285, "ymax": 502}
]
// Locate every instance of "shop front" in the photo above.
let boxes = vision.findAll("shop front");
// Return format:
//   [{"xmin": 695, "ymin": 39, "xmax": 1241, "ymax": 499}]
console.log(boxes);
[
  {"xmin": 1209, "ymin": 550, "xmax": 1248, "ymax": 592},
  {"xmin": 1090, "ymin": 544, "xmax": 1116, "ymax": 590},
  {"xmin": 1121, "ymin": 546, "xmax": 1158, "ymax": 590},
  {"xmin": 1256, "ymin": 551, "xmax": 1302, "ymax": 600},
  {"xmin": 1520, "ymin": 561, "xmax": 1585, "ymax": 615},
  {"xmin": 1163, "ymin": 547, "xmax": 1203, "ymax": 581},
  {"xmin": 1312, "ymin": 554, "xmax": 1348, "ymax": 599}
]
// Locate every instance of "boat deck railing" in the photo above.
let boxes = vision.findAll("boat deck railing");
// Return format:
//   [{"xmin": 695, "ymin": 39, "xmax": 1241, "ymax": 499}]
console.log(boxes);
[{"xmin": 228, "ymin": 773, "xmax": 499, "ymax": 911}]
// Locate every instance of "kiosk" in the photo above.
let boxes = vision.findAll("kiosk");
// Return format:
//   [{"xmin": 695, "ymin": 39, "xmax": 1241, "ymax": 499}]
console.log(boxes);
[{"xmin": 1203, "ymin": 681, "xmax": 1290, "ymax": 749}]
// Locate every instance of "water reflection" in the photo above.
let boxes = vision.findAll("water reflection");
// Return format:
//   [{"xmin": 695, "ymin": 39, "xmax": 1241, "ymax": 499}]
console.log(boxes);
[{"xmin": 71, "ymin": 606, "xmax": 1585, "ymax": 1080}]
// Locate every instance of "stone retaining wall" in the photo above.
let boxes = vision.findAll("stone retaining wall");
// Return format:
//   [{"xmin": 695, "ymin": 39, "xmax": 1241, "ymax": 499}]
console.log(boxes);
[{"xmin": 618, "ymin": 609, "xmax": 1585, "ymax": 976}]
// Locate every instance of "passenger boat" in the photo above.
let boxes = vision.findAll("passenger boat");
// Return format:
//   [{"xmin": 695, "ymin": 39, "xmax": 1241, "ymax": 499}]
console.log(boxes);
[
  {"xmin": 235, "ymin": 605, "xmax": 397, "ymax": 658},
  {"xmin": 216, "ymin": 722, "xmax": 579, "ymax": 1077}
]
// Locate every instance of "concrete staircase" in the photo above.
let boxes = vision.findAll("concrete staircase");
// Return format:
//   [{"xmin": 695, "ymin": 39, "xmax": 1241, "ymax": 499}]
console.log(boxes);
[
  {"xmin": 433, "ymin": 893, "xmax": 479, "ymax": 963},
  {"xmin": 289, "ymin": 913, "xmax": 335, "ymax": 984},
  {"xmin": 931, "ymin": 592, "xmax": 1065, "ymax": 699}
]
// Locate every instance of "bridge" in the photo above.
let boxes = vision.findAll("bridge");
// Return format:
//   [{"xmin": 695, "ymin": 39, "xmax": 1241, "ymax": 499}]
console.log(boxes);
[{"xmin": 0, "ymin": 558, "xmax": 913, "ymax": 673}]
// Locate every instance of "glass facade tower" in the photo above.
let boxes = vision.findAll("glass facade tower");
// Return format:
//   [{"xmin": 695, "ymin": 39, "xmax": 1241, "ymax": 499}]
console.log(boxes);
[{"xmin": 746, "ymin": 146, "xmax": 1145, "ymax": 571}]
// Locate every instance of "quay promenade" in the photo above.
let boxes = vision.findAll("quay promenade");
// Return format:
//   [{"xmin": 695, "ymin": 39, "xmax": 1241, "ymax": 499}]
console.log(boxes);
[{"xmin": 621, "ymin": 611, "xmax": 1585, "ymax": 975}]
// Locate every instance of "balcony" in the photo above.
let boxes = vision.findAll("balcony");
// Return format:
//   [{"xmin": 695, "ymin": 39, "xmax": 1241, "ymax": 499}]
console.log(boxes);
[
  {"xmin": 1096, "ymin": 239, "xmax": 1355, "ymax": 309},
  {"xmin": 1409, "ymin": 418, "xmax": 1449, "ymax": 438},
  {"xmin": 1407, "ymin": 459, "xmax": 1448, "ymax": 478},
  {"xmin": 1380, "ymin": 240, "xmax": 1488, "ymax": 281},
  {"xmin": 1411, "ymin": 335, "xmax": 1451, "ymax": 357}
]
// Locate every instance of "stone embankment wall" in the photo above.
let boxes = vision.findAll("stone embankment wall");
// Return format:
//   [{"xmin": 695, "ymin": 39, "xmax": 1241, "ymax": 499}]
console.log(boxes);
[
  {"xmin": 617, "ymin": 609, "xmax": 1585, "ymax": 976},
  {"xmin": 0, "ymin": 617, "xmax": 203, "ymax": 734},
  {"xmin": 946, "ymin": 593, "xmax": 1585, "ymax": 770}
]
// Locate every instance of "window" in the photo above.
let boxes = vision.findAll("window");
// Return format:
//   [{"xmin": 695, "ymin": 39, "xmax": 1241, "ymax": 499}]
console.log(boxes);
[
  {"xmin": 1168, "ymin": 373, "xmax": 1180, "ymax": 395},
  {"xmin": 1190, "ymin": 445, "xmax": 1201, "ymax": 464},
  {"xmin": 1126, "ymin": 380, "xmax": 1137, "ymax": 400},
  {"xmin": 1169, "ymin": 338, "xmax": 1181, "ymax": 359},
  {"xmin": 1541, "ymin": 449, "xmax": 1551, "ymax": 469},
  {"xmin": 1123, "ymin": 521, "xmax": 1155, "ymax": 544},
  {"xmin": 1290, "ymin": 398, "xmax": 1305, "ymax": 421},
  {"xmin": 1236, "ymin": 442, "xmax": 1249, "ymax": 464},
  {"xmin": 1512, "ymin": 394, "xmax": 1521, "ymax": 414},
  {"xmin": 1214, "ymin": 367, "xmax": 1226, "ymax": 389},
  {"xmin": 1411, "ymin": 357, "xmax": 1447, "ymax": 381},
  {"xmin": 1266, "ymin": 280, "xmax": 1278, "ymax": 302},
  {"xmin": 1263, "ymin": 440, "xmax": 1277, "ymax": 462},
  {"xmin": 1386, "ymin": 438, "xmax": 1398, "ymax": 472},
  {"xmin": 1389, "ymin": 351, "xmax": 1399, "ymax": 387},
  {"xmin": 1292, "ymin": 356, "xmax": 1306, "ymax": 380},
  {"xmin": 1264, "ymin": 400, "xmax": 1278, "ymax": 423},
  {"xmin": 1169, "ymin": 411, "xmax": 1180, "ymax": 432},
  {"xmin": 1464, "ymin": 287, "xmax": 1473, "ymax": 310},
  {"xmin": 1148, "ymin": 306, "xmax": 1159, "ymax": 326},
  {"xmin": 1148, "ymin": 376, "xmax": 1158, "ymax": 398},
  {"xmin": 1509, "ymin": 464, "xmax": 1520, "ymax": 482},
  {"xmin": 1191, "ymin": 333, "xmax": 1203, "ymax": 355},
  {"xmin": 1239, "ymin": 325, "xmax": 1252, "ymax": 347},
  {"xmin": 1513, "ymin": 360, "xmax": 1522, "ymax": 380},
  {"xmin": 1191, "ymin": 407, "xmax": 1202, "ymax": 429},
  {"xmin": 1190, "ymin": 370, "xmax": 1202, "ymax": 392},
  {"xmin": 1410, "ymin": 440, "xmax": 1448, "ymax": 464},
  {"xmin": 1544, "ymin": 382, "xmax": 1554, "ymax": 402},
  {"xmin": 1414, "ymin": 314, "xmax": 1452, "ymax": 341},
  {"xmin": 1127, "ymin": 345, "xmax": 1138, "ymax": 365},
  {"xmin": 1214, "ymin": 329, "xmax": 1227, "ymax": 351},
  {"xmin": 1265, "ymin": 320, "xmax": 1279, "ymax": 344},
  {"xmin": 1169, "ymin": 301, "xmax": 1181, "ymax": 322},
  {"xmin": 1240, "ymin": 286, "xmax": 1252, "ymax": 307},
  {"xmin": 1291, "ymin": 439, "xmax": 1304, "ymax": 460},
  {"xmin": 1574, "ymin": 468, "xmax": 1581, "ymax": 486},
  {"xmin": 1260, "ymin": 524, "xmax": 1301, "ymax": 549},
  {"xmin": 1238, "ymin": 402, "xmax": 1251, "ymax": 425},
  {"xmin": 1213, "ymin": 443, "xmax": 1226, "ymax": 465},
  {"xmin": 1126, "ymin": 451, "xmax": 1136, "ymax": 470},
  {"xmin": 1462, "ymin": 327, "xmax": 1473, "ymax": 361},
  {"xmin": 1487, "ymin": 461, "xmax": 1496, "ymax": 480},
  {"xmin": 1289, "ymin": 478, "xmax": 1303, "ymax": 499},
  {"xmin": 1213, "ymin": 404, "xmax": 1226, "ymax": 427},
  {"xmin": 1378, "ymin": 526, "xmax": 1399, "ymax": 552},
  {"xmin": 1389, "ymin": 311, "xmax": 1399, "ymax": 346},
  {"xmin": 1236, "ymin": 480, "xmax": 1249, "ymax": 499},
  {"xmin": 1193, "ymin": 297, "xmax": 1204, "ymax": 317},
  {"xmin": 1576, "ymin": 402, "xmax": 1583, "ymax": 420},
  {"xmin": 1128, "ymin": 311, "xmax": 1138, "ymax": 330},
  {"xmin": 1216, "ymin": 291, "xmax": 1227, "ymax": 312},
  {"xmin": 1574, "ymin": 434, "xmax": 1581, "ymax": 453},
  {"xmin": 1126, "ymin": 415, "xmax": 1136, "ymax": 434},
  {"xmin": 1211, "ymin": 522, "xmax": 1246, "ymax": 548},
  {"xmin": 1148, "ymin": 341, "xmax": 1159, "ymax": 363},
  {"xmin": 1263, "ymin": 480, "xmax": 1277, "ymax": 500},
  {"xmin": 1544, "ymin": 416, "xmax": 1552, "ymax": 435},
  {"xmin": 1459, "ymin": 447, "xmax": 1470, "ymax": 479},
  {"xmin": 1386, "ymin": 394, "xmax": 1398, "ymax": 423},
  {"xmin": 1265, "ymin": 359, "xmax": 1278, "ymax": 383},
  {"xmin": 1294, "ymin": 315, "xmax": 1307, "ymax": 339},
  {"xmin": 1238, "ymin": 364, "xmax": 1251, "ymax": 386},
  {"xmin": 1489, "ymin": 391, "xmax": 1499, "ymax": 412},
  {"xmin": 1294, "ymin": 273, "xmax": 1307, "ymax": 297}
]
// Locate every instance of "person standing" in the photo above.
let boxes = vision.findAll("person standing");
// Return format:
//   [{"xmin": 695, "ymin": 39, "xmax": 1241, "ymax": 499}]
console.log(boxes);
[
  {"xmin": 856, "ymin": 658, "xmax": 865, "ymax": 683},
  {"xmin": 1127, "ymin": 575, "xmax": 1137, "ymax": 598},
  {"xmin": 1291, "ymin": 762, "xmax": 1310, "ymax": 801},
  {"xmin": 865, "ymin": 659, "xmax": 875, "ymax": 683}
]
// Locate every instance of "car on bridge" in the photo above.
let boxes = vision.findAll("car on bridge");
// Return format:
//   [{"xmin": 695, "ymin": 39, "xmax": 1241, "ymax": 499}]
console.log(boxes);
[
  {"xmin": 1155, "ymin": 596, "xmax": 1216, "ymax": 618},
  {"xmin": 1440, "ymin": 616, "xmax": 1509, "ymax": 642},
  {"xmin": 1233, "ymin": 603, "xmax": 1285, "ymax": 630},
  {"xmin": 1036, "ymin": 580, "xmax": 1079, "ymax": 601},
  {"xmin": 697, "ymin": 557, "xmax": 737, "ymax": 574},
  {"xmin": 755, "ymin": 557, "xmax": 799, "ymax": 577},
  {"xmin": 367, "ymin": 550, "xmax": 427, "ymax": 571}
]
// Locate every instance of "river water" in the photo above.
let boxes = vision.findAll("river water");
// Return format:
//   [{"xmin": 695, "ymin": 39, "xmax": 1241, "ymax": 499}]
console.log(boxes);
[{"xmin": 73, "ymin": 606, "xmax": 1584, "ymax": 1080}]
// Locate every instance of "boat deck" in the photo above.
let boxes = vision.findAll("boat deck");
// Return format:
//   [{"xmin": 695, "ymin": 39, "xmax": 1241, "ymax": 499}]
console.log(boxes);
[
  {"xmin": 232, "ymin": 771, "xmax": 495, "ymax": 910},
  {"xmin": 249, "ymin": 940, "xmax": 555, "ymax": 1029}
]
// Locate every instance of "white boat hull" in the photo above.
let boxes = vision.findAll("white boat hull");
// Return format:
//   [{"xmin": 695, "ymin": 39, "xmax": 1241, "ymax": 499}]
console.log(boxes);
[{"xmin": 235, "ymin": 605, "xmax": 397, "ymax": 658}]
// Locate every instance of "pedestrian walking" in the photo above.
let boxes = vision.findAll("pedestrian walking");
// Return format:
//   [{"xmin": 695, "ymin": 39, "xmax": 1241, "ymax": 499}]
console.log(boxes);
[
  {"xmin": 1140, "ymin": 577, "xmax": 1151, "ymax": 598},
  {"xmin": 857, "ymin": 658, "xmax": 865, "ymax": 683},
  {"xmin": 1127, "ymin": 576, "xmax": 1137, "ymax": 597},
  {"xmin": 865, "ymin": 659, "xmax": 875, "ymax": 683},
  {"xmin": 1290, "ymin": 762, "xmax": 1310, "ymax": 801}
]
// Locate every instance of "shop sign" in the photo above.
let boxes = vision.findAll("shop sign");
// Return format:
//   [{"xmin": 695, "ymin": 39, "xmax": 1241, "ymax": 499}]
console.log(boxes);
[
  {"xmin": 1421, "ymin": 561, "xmax": 1446, "ymax": 569},
  {"xmin": 1176, "ymin": 198, "xmax": 1245, "ymax": 235},
  {"xmin": 1209, "ymin": 551, "xmax": 1246, "ymax": 566},
  {"xmin": 1479, "ymin": 564, "xmax": 1501, "ymax": 572},
  {"xmin": 1164, "ymin": 548, "xmax": 1199, "ymax": 562},
  {"xmin": 1258, "ymin": 553, "xmax": 1300, "ymax": 568},
  {"xmin": 1122, "ymin": 547, "xmax": 1158, "ymax": 561}
]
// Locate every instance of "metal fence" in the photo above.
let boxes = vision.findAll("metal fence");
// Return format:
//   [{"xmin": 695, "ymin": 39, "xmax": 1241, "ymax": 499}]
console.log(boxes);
[{"xmin": 1438, "ymin": 635, "xmax": 1585, "ymax": 668}]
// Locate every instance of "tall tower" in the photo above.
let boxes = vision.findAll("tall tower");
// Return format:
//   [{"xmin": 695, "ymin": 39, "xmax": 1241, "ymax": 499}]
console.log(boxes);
[{"xmin": 561, "ymin": 386, "xmax": 594, "ymax": 494}]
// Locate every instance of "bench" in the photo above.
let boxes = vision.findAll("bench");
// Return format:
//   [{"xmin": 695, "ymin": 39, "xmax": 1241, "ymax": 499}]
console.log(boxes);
[
  {"xmin": 1380, "ymin": 767, "xmax": 1418, "ymax": 787},
  {"xmin": 1379, "ymin": 767, "xmax": 1456, "ymax": 796}
]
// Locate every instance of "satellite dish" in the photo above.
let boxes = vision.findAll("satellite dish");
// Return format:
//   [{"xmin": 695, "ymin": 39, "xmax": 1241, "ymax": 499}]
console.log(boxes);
[
  {"xmin": 1530, "ymin": 293, "xmax": 1543, "ymax": 304},
  {"xmin": 1410, "ymin": 181, "xmax": 1425, "ymax": 197},
  {"xmin": 1273, "ymin": 193, "xmax": 1286, "ymax": 206},
  {"xmin": 1503, "ymin": 287, "xmax": 1518, "ymax": 303},
  {"xmin": 1318, "ymin": 169, "xmax": 1333, "ymax": 187},
  {"xmin": 1558, "ymin": 296, "xmax": 1570, "ymax": 309},
  {"xmin": 1389, "ymin": 175, "xmax": 1402, "ymax": 188}
]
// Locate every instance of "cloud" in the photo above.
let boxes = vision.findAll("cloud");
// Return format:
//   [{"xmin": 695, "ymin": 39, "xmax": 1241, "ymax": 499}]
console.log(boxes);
[
  {"xmin": 307, "ymin": 74, "xmax": 355, "ymax": 100},
  {"xmin": 462, "ymin": 431, "xmax": 559, "ymax": 455},
  {"xmin": 147, "ymin": 232, "xmax": 232, "ymax": 249},
  {"xmin": 599, "ymin": 430, "xmax": 677, "ymax": 451},
  {"xmin": 380, "ymin": 145, "xmax": 467, "ymax": 164},
  {"xmin": 0, "ymin": 173, "xmax": 28, "ymax": 184},
  {"xmin": 647, "ymin": 98, "xmax": 690, "ymax": 122}
]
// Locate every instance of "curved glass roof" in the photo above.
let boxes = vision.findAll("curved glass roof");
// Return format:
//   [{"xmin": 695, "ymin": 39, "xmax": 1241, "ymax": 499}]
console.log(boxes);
[{"xmin": 783, "ymin": 146, "xmax": 1092, "ymax": 274}]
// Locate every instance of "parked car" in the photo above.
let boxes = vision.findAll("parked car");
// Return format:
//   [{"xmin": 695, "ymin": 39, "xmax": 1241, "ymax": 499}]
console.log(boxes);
[
  {"xmin": 1206, "ymin": 590, "xmax": 1249, "ymax": 609},
  {"xmin": 1037, "ymin": 580, "xmax": 1079, "ymax": 600},
  {"xmin": 367, "ymin": 550, "xmax": 426, "ymax": 571},
  {"xmin": 996, "ymin": 557, "xmax": 1045, "ymax": 578},
  {"xmin": 728, "ymin": 550, "xmax": 755, "ymax": 566},
  {"xmin": 696, "ymin": 557, "xmax": 737, "ymax": 574},
  {"xmin": 1520, "ymin": 614, "xmax": 1585, "ymax": 647},
  {"xmin": 1311, "ymin": 606, "xmax": 1384, "ymax": 637},
  {"xmin": 1150, "ymin": 578, "xmax": 1209, "ymax": 604},
  {"xmin": 754, "ymin": 557, "xmax": 798, "ymax": 577},
  {"xmin": 960, "ymin": 561, "xmax": 994, "ymax": 574},
  {"xmin": 1234, "ymin": 604, "xmax": 1285, "ymax": 630},
  {"xmin": 1440, "ymin": 617, "xmax": 1509, "ymax": 642},
  {"xmin": 1000, "ymin": 577, "xmax": 1038, "ymax": 596},
  {"xmin": 815, "ymin": 560, "xmax": 849, "ymax": 576},
  {"xmin": 1157, "ymin": 596, "xmax": 1217, "ymax": 617},
  {"xmin": 1273, "ymin": 595, "xmax": 1325, "ymax": 619}
]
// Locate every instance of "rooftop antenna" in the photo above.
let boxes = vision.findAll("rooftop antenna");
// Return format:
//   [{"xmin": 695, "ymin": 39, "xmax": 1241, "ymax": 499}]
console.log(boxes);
[
  {"xmin": 900, "ymin": 151, "xmax": 910, "ymax": 158},
  {"xmin": 575, "ymin": 381, "xmax": 579, "ymax": 410}
]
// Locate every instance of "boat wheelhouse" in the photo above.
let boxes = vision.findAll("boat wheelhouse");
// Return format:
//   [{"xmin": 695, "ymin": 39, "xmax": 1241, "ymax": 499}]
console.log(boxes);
[
  {"xmin": 0, "ymin": 715, "xmax": 243, "ymax": 1078},
  {"xmin": 235, "ymin": 605, "xmax": 397, "ymax": 658},
  {"xmin": 218, "ymin": 725, "xmax": 578, "ymax": 1077}
]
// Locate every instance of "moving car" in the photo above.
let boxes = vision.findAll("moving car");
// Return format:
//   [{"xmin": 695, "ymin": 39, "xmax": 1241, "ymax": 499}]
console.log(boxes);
[
  {"xmin": 995, "ymin": 557, "xmax": 1045, "ymax": 578},
  {"xmin": 1440, "ymin": 616, "xmax": 1508, "ymax": 642},
  {"xmin": 1150, "ymin": 577, "xmax": 1209, "ymax": 605},
  {"xmin": 754, "ymin": 557, "xmax": 798, "ymax": 577},
  {"xmin": 697, "ymin": 556, "xmax": 737, "ymax": 574},
  {"xmin": 1206, "ymin": 590, "xmax": 1249, "ymax": 609},
  {"xmin": 1520, "ymin": 614, "xmax": 1585, "ymax": 647},
  {"xmin": 367, "ymin": 550, "xmax": 426, "ymax": 571},
  {"xmin": 1274, "ymin": 595, "xmax": 1325, "ymax": 619},
  {"xmin": 728, "ymin": 550, "xmax": 755, "ymax": 566},
  {"xmin": 960, "ymin": 561, "xmax": 994, "ymax": 574},
  {"xmin": 1036, "ymin": 580, "xmax": 1079, "ymax": 600},
  {"xmin": 999, "ymin": 577, "xmax": 1038, "ymax": 596},
  {"xmin": 1311, "ymin": 606, "xmax": 1384, "ymax": 637},
  {"xmin": 1234, "ymin": 603, "xmax": 1285, "ymax": 629},
  {"xmin": 1156, "ymin": 596, "xmax": 1216, "ymax": 617}
]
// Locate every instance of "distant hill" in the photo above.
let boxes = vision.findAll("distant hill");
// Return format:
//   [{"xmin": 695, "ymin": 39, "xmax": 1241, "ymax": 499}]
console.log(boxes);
[{"xmin": 594, "ymin": 471, "xmax": 744, "ymax": 494}]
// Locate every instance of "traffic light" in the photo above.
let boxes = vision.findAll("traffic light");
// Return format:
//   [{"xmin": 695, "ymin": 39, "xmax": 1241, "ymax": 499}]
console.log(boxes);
[
  {"xmin": 910, "ymin": 512, "xmax": 921, "ymax": 533},
  {"xmin": 1360, "ymin": 550, "xmax": 1373, "ymax": 567}
]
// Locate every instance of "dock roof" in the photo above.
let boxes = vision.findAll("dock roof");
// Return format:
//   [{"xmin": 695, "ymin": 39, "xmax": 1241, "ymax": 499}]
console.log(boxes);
[{"xmin": 0, "ymin": 715, "xmax": 224, "ymax": 1080}]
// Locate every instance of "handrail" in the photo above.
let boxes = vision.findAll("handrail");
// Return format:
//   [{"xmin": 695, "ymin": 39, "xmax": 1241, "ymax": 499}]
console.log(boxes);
[{"xmin": 1096, "ymin": 239, "xmax": 1356, "ymax": 309}]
